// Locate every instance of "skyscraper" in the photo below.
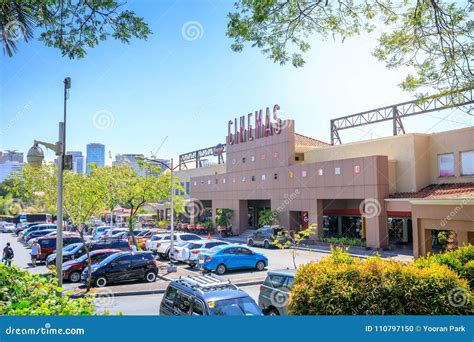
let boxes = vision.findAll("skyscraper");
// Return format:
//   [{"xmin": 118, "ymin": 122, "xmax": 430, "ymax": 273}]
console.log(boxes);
[
  {"xmin": 86, "ymin": 143, "xmax": 105, "ymax": 174},
  {"xmin": 67, "ymin": 151, "xmax": 85, "ymax": 174},
  {"xmin": 0, "ymin": 150, "xmax": 23, "ymax": 163}
]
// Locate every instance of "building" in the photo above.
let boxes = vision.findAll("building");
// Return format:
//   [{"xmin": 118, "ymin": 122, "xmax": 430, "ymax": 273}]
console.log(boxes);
[
  {"xmin": 0, "ymin": 161, "xmax": 24, "ymax": 182},
  {"xmin": 86, "ymin": 143, "xmax": 105, "ymax": 174},
  {"xmin": 113, "ymin": 154, "xmax": 170, "ymax": 176},
  {"xmin": 67, "ymin": 151, "xmax": 84, "ymax": 174},
  {"xmin": 0, "ymin": 150, "xmax": 23, "ymax": 163},
  {"xmin": 178, "ymin": 104, "xmax": 474, "ymax": 258}
]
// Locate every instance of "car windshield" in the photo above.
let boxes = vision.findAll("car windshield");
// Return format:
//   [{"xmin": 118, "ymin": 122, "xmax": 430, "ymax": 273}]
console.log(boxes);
[
  {"xmin": 188, "ymin": 242, "xmax": 203, "ymax": 249},
  {"xmin": 98, "ymin": 253, "xmax": 120, "ymax": 266},
  {"xmin": 64, "ymin": 243, "xmax": 81, "ymax": 252},
  {"xmin": 208, "ymin": 297, "xmax": 261, "ymax": 316},
  {"xmin": 181, "ymin": 235, "xmax": 201, "ymax": 241},
  {"xmin": 151, "ymin": 235, "xmax": 162, "ymax": 241},
  {"xmin": 210, "ymin": 245, "xmax": 226, "ymax": 253}
]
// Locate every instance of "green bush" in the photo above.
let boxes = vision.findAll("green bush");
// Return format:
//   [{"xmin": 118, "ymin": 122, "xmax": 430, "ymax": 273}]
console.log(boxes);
[
  {"xmin": 415, "ymin": 245, "xmax": 474, "ymax": 287},
  {"xmin": 318, "ymin": 236, "xmax": 366, "ymax": 247},
  {"xmin": 289, "ymin": 250, "xmax": 473, "ymax": 315},
  {"xmin": 0, "ymin": 265, "xmax": 96, "ymax": 315}
]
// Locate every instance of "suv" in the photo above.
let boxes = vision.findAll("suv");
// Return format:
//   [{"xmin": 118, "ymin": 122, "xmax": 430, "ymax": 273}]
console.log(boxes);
[
  {"xmin": 154, "ymin": 233, "xmax": 202, "ymax": 259},
  {"xmin": 81, "ymin": 251, "xmax": 158, "ymax": 287},
  {"xmin": 36, "ymin": 235, "xmax": 82, "ymax": 261},
  {"xmin": 159, "ymin": 274, "xmax": 262, "ymax": 316},
  {"xmin": 258, "ymin": 269, "xmax": 295, "ymax": 316},
  {"xmin": 247, "ymin": 226, "xmax": 287, "ymax": 249}
]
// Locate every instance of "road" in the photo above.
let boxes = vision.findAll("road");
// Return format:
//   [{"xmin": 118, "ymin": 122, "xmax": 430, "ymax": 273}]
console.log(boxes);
[{"xmin": 97, "ymin": 285, "xmax": 261, "ymax": 315}]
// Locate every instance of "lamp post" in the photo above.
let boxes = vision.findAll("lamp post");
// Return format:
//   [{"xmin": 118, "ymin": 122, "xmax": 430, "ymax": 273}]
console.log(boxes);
[
  {"xmin": 26, "ymin": 77, "xmax": 71, "ymax": 294},
  {"xmin": 139, "ymin": 156, "xmax": 178, "ymax": 273}
]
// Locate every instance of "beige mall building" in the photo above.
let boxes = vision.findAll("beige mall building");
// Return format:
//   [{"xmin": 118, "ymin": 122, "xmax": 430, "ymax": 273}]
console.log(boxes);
[{"xmin": 174, "ymin": 109, "xmax": 474, "ymax": 258}]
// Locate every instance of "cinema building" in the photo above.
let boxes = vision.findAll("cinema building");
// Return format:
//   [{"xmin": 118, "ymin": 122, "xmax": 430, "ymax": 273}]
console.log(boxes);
[{"xmin": 176, "ymin": 104, "xmax": 474, "ymax": 257}]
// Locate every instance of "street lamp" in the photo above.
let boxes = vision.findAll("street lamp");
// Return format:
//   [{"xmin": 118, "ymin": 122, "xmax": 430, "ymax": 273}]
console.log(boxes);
[
  {"xmin": 139, "ymin": 157, "xmax": 179, "ymax": 273},
  {"xmin": 27, "ymin": 77, "xmax": 71, "ymax": 294}
]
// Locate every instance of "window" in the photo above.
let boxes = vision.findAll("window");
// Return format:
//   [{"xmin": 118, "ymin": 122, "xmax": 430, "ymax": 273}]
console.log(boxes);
[
  {"xmin": 261, "ymin": 174, "xmax": 266, "ymax": 181},
  {"xmin": 335, "ymin": 167, "xmax": 341, "ymax": 175},
  {"xmin": 193, "ymin": 181, "xmax": 197, "ymax": 186},
  {"xmin": 207, "ymin": 179, "xmax": 211, "ymax": 185},
  {"xmin": 200, "ymin": 180, "xmax": 204, "ymax": 185},
  {"xmin": 251, "ymin": 156, "xmax": 255, "ymax": 162},
  {"xmin": 175, "ymin": 291, "xmax": 192, "ymax": 315},
  {"xmin": 251, "ymin": 176, "xmax": 255, "ymax": 182},
  {"xmin": 354, "ymin": 165, "xmax": 360, "ymax": 174},
  {"xmin": 318, "ymin": 168, "xmax": 323, "ymax": 176},
  {"xmin": 261, "ymin": 153, "xmax": 266, "ymax": 160},
  {"xmin": 301, "ymin": 170, "xmax": 307, "ymax": 177},
  {"xmin": 288, "ymin": 171, "xmax": 294, "ymax": 179},
  {"xmin": 269, "ymin": 275, "xmax": 287, "ymax": 289},
  {"xmin": 274, "ymin": 173, "xmax": 278, "ymax": 180},
  {"xmin": 438, "ymin": 153, "xmax": 455, "ymax": 177},
  {"xmin": 192, "ymin": 300, "xmax": 204, "ymax": 316},
  {"xmin": 273, "ymin": 152, "xmax": 279, "ymax": 158},
  {"xmin": 164, "ymin": 286, "xmax": 178, "ymax": 304},
  {"xmin": 232, "ymin": 159, "xmax": 236, "ymax": 165},
  {"xmin": 222, "ymin": 178, "xmax": 226, "ymax": 184},
  {"xmin": 185, "ymin": 182, "xmax": 190, "ymax": 194},
  {"xmin": 242, "ymin": 157, "xmax": 246, "ymax": 163},
  {"xmin": 242, "ymin": 176, "xmax": 246, "ymax": 182},
  {"xmin": 237, "ymin": 247, "xmax": 253, "ymax": 255},
  {"xmin": 461, "ymin": 151, "xmax": 474, "ymax": 176},
  {"xmin": 215, "ymin": 178, "xmax": 218, "ymax": 184},
  {"xmin": 232, "ymin": 177, "xmax": 236, "ymax": 183}
]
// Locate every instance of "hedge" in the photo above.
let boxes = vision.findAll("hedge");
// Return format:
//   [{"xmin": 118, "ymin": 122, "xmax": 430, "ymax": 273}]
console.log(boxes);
[
  {"xmin": 0, "ymin": 264, "xmax": 95, "ymax": 315},
  {"xmin": 288, "ymin": 248, "xmax": 473, "ymax": 315}
]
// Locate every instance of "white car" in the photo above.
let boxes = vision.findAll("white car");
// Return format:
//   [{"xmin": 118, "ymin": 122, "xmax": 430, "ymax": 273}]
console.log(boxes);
[
  {"xmin": 170, "ymin": 239, "xmax": 229, "ymax": 266},
  {"xmin": 0, "ymin": 222, "xmax": 16, "ymax": 233},
  {"xmin": 153, "ymin": 233, "xmax": 202, "ymax": 259}
]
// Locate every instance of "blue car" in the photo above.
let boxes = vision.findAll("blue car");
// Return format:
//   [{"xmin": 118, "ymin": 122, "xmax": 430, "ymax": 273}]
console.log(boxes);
[{"xmin": 200, "ymin": 245, "xmax": 268, "ymax": 275}]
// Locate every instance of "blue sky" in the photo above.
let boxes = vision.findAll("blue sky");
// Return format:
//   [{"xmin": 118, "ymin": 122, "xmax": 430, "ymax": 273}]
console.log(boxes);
[{"xmin": 1, "ymin": 0, "xmax": 471, "ymax": 163}]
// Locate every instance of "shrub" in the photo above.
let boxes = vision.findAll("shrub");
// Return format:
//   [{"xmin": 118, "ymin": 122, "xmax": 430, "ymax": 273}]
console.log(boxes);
[
  {"xmin": 415, "ymin": 245, "xmax": 474, "ymax": 287},
  {"xmin": 0, "ymin": 265, "xmax": 95, "ymax": 315},
  {"xmin": 289, "ymin": 250, "xmax": 473, "ymax": 315},
  {"xmin": 318, "ymin": 236, "xmax": 366, "ymax": 247}
]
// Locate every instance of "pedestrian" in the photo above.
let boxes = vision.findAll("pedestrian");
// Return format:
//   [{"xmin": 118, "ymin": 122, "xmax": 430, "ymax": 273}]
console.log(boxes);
[
  {"xmin": 2, "ymin": 242, "xmax": 14, "ymax": 267},
  {"xmin": 31, "ymin": 239, "xmax": 41, "ymax": 267}
]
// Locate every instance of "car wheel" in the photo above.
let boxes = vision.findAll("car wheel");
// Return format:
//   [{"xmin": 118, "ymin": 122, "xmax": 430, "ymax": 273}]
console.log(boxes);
[
  {"xmin": 95, "ymin": 276, "xmax": 107, "ymax": 288},
  {"xmin": 216, "ymin": 264, "xmax": 227, "ymax": 275},
  {"xmin": 266, "ymin": 308, "xmax": 280, "ymax": 316},
  {"xmin": 248, "ymin": 239, "xmax": 254, "ymax": 247},
  {"xmin": 68, "ymin": 271, "xmax": 81, "ymax": 283},
  {"xmin": 256, "ymin": 260, "xmax": 265, "ymax": 271},
  {"xmin": 264, "ymin": 240, "xmax": 270, "ymax": 249},
  {"xmin": 145, "ymin": 271, "xmax": 157, "ymax": 283}
]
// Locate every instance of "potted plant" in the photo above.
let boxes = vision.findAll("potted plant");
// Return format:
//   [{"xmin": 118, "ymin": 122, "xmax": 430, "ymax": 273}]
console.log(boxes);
[{"xmin": 216, "ymin": 208, "xmax": 233, "ymax": 233}]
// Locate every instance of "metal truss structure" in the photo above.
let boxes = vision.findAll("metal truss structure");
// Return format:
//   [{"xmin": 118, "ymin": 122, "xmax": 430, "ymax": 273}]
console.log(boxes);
[
  {"xmin": 330, "ymin": 87, "xmax": 474, "ymax": 145},
  {"xmin": 178, "ymin": 144, "xmax": 226, "ymax": 170}
]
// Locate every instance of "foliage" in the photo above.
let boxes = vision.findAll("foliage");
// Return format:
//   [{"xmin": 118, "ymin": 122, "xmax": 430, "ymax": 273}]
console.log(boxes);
[
  {"xmin": 157, "ymin": 220, "xmax": 169, "ymax": 228},
  {"xmin": 318, "ymin": 236, "xmax": 366, "ymax": 247},
  {"xmin": 289, "ymin": 249, "xmax": 473, "ymax": 315},
  {"xmin": 1, "ymin": 0, "xmax": 151, "ymax": 58},
  {"xmin": 415, "ymin": 244, "xmax": 474, "ymax": 288},
  {"xmin": 258, "ymin": 208, "xmax": 279, "ymax": 227},
  {"xmin": 216, "ymin": 208, "xmax": 233, "ymax": 227},
  {"xmin": 0, "ymin": 264, "xmax": 95, "ymax": 315},
  {"xmin": 203, "ymin": 218, "xmax": 214, "ymax": 232},
  {"xmin": 227, "ymin": 0, "xmax": 474, "ymax": 92},
  {"xmin": 273, "ymin": 224, "xmax": 316, "ymax": 269}
]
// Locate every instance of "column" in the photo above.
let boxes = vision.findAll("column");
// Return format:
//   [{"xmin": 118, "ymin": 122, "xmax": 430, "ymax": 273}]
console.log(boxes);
[
  {"xmin": 364, "ymin": 198, "xmax": 388, "ymax": 249},
  {"xmin": 308, "ymin": 199, "xmax": 324, "ymax": 239}
]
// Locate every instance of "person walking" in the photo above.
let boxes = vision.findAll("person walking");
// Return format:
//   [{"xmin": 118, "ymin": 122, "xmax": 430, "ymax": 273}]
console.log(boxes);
[
  {"xmin": 2, "ymin": 243, "xmax": 14, "ymax": 267},
  {"xmin": 30, "ymin": 239, "xmax": 41, "ymax": 267}
]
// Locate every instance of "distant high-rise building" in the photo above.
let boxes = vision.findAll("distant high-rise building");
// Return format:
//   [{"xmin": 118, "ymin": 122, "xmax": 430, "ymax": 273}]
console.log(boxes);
[
  {"xmin": 86, "ymin": 143, "xmax": 105, "ymax": 174},
  {"xmin": 113, "ymin": 154, "xmax": 170, "ymax": 176},
  {"xmin": 0, "ymin": 150, "xmax": 23, "ymax": 163},
  {"xmin": 67, "ymin": 151, "xmax": 84, "ymax": 174},
  {"xmin": 0, "ymin": 161, "xmax": 23, "ymax": 182}
]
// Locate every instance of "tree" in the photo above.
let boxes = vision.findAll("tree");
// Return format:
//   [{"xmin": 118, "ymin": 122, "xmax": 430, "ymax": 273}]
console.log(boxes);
[
  {"xmin": 273, "ymin": 225, "xmax": 316, "ymax": 269},
  {"xmin": 1, "ymin": 0, "xmax": 151, "ymax": 58},
  {"xmin": 258, "ymin": 208, "xmax": 279, "ymax": 227},
  {"xmin": 227, "ymin": 0, "xmax": 474, "ymax": 92}
]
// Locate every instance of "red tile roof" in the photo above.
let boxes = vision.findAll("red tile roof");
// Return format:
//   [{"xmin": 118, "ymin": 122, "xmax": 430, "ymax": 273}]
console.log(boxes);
[
  {"xmin": 388, "ymin": 183, "xmax": 474, "ymax": 199},
  {"xmin": 295, "ymin": 133, "xmax": 330, "ymax": 148}
]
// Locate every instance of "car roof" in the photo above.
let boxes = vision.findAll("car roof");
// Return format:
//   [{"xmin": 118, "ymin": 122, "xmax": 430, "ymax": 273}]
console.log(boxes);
[
  {"xmin": 170, "ymin": 281, "xmax": 250, "ymax": 301},
  {"xmin": 90, "ymin": 249, "xmax": 121, "ymax": 254},
  {"xmin": 267, "ymin": 269, "xmax": 296, "ymax": 277}
]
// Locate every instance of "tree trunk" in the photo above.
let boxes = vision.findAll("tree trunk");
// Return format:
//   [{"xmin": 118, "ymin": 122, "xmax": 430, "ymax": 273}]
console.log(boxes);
[
  {"xmin": 128, "ymin": 204, "xmax": 138, "ymax": 249},
  {"xmin": 77, "ymin": 224, "xmax": 92, "ymax": 292}
]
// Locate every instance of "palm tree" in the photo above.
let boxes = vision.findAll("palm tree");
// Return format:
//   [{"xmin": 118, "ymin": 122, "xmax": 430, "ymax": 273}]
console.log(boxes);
[{"xmin": 0, "ymin": 1, "xmax": 36, "ymax": 57}]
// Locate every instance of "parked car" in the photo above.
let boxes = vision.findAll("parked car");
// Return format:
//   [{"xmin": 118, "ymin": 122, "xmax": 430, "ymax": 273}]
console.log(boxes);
[
  {"xmin": 159, "ymin": 274, "xmax": 262, "ymax": 316},
  {"xmin": 102, "ymin": 228, "xmax": 129, "ymax": 239},
  {"xmin": 20, "ymin": 224, "xmax": 56, "ymax": 241},
  {"xmin": 92, "ymin": 226, "xmax": 111, "ymax": 240},
  {"xmin": 15, "ymin": 221, "xmax": 45, "ymax": 235},
  {"xmin": 80, "ymin": 251, "xmax": 158, "ymax": 287},
  {"xmin": 247, "ymin": 225, "xmax": 288, "ymax": 249},
  {"xmin": 90, "ymin": 238, "xmax": 130, "ymax": 251},
  {"xmin": 145, "ymin": 233, "xmax": 169, "ymax": 252},
  {"xmin": 36, "ymin": 235, "xmax": 82, "ymax": 261},
  {"xmin": 170, "ymin": 239, "xmax": 229, "ymax": 266},
  {"xmin": 45, "ymin": 242, "xmax": 87, "ymax": 266},
  {"xmin": 199, "ymin": 245, "xmax": 268, "ymax": 275},
  {"xmin": 0, "ymin": 222, "xmax": 16, "ymax": 233},
  {"xmin": 258, "ymin": 269, "xmax": 295, "ymax": 316},
  {"xmin": 62, "ymin": 249, "xmax": 121, "ymax": 282},
  {"xmin": 24, "ymin": 229, "xmax": 56, "ymax": 243},
  {"xmin": 154, "ymin": 233, "xmax": 202, "ymax": 259}
]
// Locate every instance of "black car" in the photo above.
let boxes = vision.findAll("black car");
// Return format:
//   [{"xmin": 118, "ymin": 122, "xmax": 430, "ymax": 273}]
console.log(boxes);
[
  {"xmin": 160, "ymin": 274, "xmax": 262, "ymax": 316},
  {"xmin": 81, "ymin": 251, "xmax": 158, "ymax": 287},
  {"xmin": 247, "ymin": 226, "xmax": 288, "ymax": 249},
  {"xmin": 90, "ymin": 238, "xmax": 130, "ymax": 250}
]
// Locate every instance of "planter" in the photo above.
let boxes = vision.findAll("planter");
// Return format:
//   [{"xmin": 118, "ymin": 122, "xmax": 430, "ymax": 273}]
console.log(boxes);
[
  {"xmin": 181, "ymin": 223, "xmax": 188, "ymax": 229},
  {"xmin": 187, "ymin": 224, "xmax": 196, "ymax": 230}
]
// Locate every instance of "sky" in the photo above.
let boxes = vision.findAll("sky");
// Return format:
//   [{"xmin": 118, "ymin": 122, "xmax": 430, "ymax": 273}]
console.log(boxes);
[{"xmin": 1, "ymin": 0, "xmax": 472, "ymax": 163}]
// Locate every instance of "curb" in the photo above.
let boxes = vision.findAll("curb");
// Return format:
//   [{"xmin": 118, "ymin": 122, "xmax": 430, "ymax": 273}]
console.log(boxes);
[{"xmin": 71, "ymin": 279, "xmax": 264, "ymax": 298}]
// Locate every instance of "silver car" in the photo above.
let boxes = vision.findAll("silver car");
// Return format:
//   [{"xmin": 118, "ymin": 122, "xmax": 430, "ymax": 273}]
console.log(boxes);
[{"xmin": 258, "ymin": 269, "xmax": 295, "ymax": 316}]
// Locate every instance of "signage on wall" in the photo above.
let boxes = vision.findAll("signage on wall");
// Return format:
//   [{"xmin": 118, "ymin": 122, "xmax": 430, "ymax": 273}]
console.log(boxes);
[
  {"xmin": 212, "ymin": 144, "xmax": 225, "ymax": 156},
  {"xmin": 227, "ymin": 104, "xmax": 283, "ymax": 145}
]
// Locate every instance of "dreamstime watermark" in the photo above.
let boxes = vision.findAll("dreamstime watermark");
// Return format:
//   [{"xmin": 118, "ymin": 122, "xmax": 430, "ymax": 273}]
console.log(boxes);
[
  {"xmin": 182, "ymin": 198, "xmax": 204, "ymax": 220},
  {"xmin": 0, "ymin": 101, "xmax": 32, "ymax": 136},
  {"xmin": 181, "ymin": 21, "xmax": 204, "ymax": 41},
  {"xmin": 449, "ymin": 111, "xmax": 473, "ymax": 129},
  {"xmin": 3, "ymin": 20, "xmax": 26, "ymax": 42},
  {"xmin": 93, "ymin": 288, "xmax": 115, "ymax": 309},
  {"xmin": 440, "ymin": 198, "xmax": 469, "ymax": 228},
  {"xmin": 5, "ymin": 322, "xmax": 85, "ymax": 336},
  {"xmin": 269, "ymin": 288, "xmax": 290, "ymax": 308},
  {"xmin": 448, "ymin": 287, "xmax": 471, "ymax": 308},
  {"xmin": 3, "ymin": 198, "xmax": 24, "ymax": 216},
  {"xmin": 359, "ymin": 198, "xmax": 381, "ymax": 219},
  {"xmin": 92, "ymin": 110, "xmax": 115, "ymax": 130}
]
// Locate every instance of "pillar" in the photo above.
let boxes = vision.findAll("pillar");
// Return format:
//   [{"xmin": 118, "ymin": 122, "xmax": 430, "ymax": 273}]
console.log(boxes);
[
  {"xmin": 364, "ymin": 199, "xmax": 388, "ymax": 249},
  {"xmin": 308, "ymin": 199, "xmax": 324, "ymax": 239}
]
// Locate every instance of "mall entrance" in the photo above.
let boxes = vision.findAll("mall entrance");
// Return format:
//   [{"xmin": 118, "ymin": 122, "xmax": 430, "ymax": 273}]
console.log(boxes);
[{"xmin": 247, "ymin": 200, "xmax": 271, "ymax": 229}]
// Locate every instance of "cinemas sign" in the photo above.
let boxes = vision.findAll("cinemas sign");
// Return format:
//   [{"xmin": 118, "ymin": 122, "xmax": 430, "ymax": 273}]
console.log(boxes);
[{"xmin": 227, "ymin": 104, "xmax": 283, "ymax": 145}]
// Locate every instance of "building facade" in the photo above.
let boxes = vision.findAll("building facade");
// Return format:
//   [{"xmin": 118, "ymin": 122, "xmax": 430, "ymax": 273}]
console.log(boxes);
[
  {"xmin": 86, "ymin": 143, "xmax": 105, "ymax": 174},
  {"xmin": 67, "ymin": 151, "xmax": 84, "ymax": 174},
  {"xmin": 181, "ymin": 105, "xmax": 473, "ymax": 257},
  {"xmin": 0, "ymin": 150, "xmax": 23, "ymax": 163},
  {"xmin": 113, "ymin": 154, "xmax": 170, "ymax": 176}
]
